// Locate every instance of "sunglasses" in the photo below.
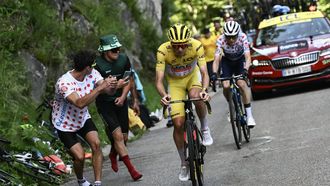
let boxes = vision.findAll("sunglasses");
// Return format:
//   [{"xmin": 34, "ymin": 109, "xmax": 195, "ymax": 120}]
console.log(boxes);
[
  {"xmin": 110, "ymin": 47, "xmax": 121, "ymax": 53},
  {"xmin": 171, "ymin": 44, "xmax": 188, "ymax": 50},
  {"xmin": 225, "ymin": 35, "xmax": 238, "ymax": 40}
]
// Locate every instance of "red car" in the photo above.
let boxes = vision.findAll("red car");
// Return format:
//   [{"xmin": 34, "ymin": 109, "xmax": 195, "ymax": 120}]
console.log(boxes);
[{"xmin": 249, "ymin": 11, "xmax": 330, "ymax": 99}]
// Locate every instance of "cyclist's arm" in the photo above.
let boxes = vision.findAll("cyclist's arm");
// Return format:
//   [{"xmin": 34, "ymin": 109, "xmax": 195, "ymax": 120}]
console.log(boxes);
[
  {"xmin": 213, "ymin": 36, "xmax": 224, "ymax": 74},
  {"xmin": 213, "ymin": 48, "xmax": 223, "ymax": 73},
  {"xmin": 199, "ymin": 65, "xmax": 209, "ymax": 91},
  {"xmin": 244, "ymin": 51, "xmax": 251, "ymax": 70},
  {"xmin": 243, "ymin": 33, "xmax": 251, "ymax": 70},
  {"xmin": 155, "ymin": 70, "xmax": 167, "ymax": 97},
  {"xmin": 155, "ymin": 46, "xmax": 168, "ymax": 97}
]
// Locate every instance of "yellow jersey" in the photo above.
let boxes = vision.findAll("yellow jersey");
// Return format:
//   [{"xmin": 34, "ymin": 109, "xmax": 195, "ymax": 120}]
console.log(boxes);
[
  {"xmin": 200, "ymin": 35, "xmax": 218, "ymax": 62},
  {"xmin": 156, "ymin": 38, "xmax": 206, "ymax": 78}
]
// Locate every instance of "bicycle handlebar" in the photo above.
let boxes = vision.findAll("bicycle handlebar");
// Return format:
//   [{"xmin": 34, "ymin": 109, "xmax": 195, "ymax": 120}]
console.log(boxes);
[
  {"xmin": 218, "ymin": 74, "xmax": 245, "ymax": 81},
  {"xmin": 162, "ymin": 98, "xmax": 212, "ymax": 117}
]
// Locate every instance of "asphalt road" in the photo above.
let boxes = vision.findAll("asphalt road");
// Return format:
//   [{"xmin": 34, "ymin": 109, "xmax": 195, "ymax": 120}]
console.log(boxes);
[{"xmin": 63, "ymin": 82, "xmax": 330, "ymax": 186}]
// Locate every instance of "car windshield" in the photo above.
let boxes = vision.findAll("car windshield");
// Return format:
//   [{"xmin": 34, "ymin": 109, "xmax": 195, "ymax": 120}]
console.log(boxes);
[{"xmin": 256, "ymin": 17, "xmax": 330, "ymax": 46}]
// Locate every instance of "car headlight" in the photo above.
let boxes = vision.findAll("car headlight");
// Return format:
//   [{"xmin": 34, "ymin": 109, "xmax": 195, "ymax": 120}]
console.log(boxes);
[
  {"xmin": 252, "ymin": 59, "xmax": 270, "ymax": 67},
  {"xmin": 320, "ymin": 48, "xmax": 330, "ymax": 56}
]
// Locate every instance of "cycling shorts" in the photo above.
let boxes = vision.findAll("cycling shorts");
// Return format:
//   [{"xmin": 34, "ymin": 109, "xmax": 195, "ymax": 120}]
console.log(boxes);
[
  {"xmin": 220, "ymin": 57, "xmax": 245, "ymax": 79},
  {"xmin": 57, "ymin": 119, "xmax": 98, "ymax": 149},
  {"xmin": 96, "ymin": 99, "xmax": 129, "ymax": 139},
  {"xmin": 167, "ymin": 68, "xmax": 202, "ymax": 119}
]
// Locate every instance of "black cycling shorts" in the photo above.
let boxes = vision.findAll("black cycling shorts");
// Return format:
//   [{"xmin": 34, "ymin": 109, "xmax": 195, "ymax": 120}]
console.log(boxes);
[
  {"xmin": 220, "ymin": 57, "xmax": 245, "ymax": 79},
  {"xmin": 57, "ymin": 119, "xmax": 98, "ymax": 149},
  {"xmin": 96, "ymin": 99, "xmax": 129, "ymax": 138}
]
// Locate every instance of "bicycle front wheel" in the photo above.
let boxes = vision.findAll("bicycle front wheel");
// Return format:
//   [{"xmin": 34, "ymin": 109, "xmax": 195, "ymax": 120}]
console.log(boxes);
[
  {"xmin": 195, "ymin": 125, "xmax": 204, "ymax": 186},
  {"xmin": 238, "ymin": 96, "xmax": 250, "ymax": 142},
  {"xmin": 229, "ymin": 93, "xmax": 241, "ymax": 149},
  {"xmin": 186, "ymin": 120, "xmax": 197, "ymax": 186}
]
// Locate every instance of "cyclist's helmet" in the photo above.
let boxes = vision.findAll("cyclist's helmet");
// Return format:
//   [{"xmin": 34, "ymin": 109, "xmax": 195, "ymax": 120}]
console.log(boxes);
[
  {"xmin": 167, "ymin": 23, "xmax": 191, "ymax": 44},
  {"xmin": 223, "ymin": 21, "xmax": 241, "ymax": 37}
]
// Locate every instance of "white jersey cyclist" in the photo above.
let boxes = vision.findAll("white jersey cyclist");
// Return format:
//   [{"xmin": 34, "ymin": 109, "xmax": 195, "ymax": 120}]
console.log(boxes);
[
  {"xmin": 215, "ymin": 32, "xmax": 250, "ymax": 61},
  {"xmin": 52, "ymin": 69, "xmax": 103, "ymax": 132}
]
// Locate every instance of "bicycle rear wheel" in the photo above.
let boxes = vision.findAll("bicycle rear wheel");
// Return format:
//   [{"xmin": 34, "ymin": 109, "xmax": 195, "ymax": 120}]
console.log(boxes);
[
  {"xmin": 186, "ymin": 120, "xmax": 197, "ymax": 186},
  {"xmin": 229, "ymin": 93, "xmax": 242, "ymax": 149}
]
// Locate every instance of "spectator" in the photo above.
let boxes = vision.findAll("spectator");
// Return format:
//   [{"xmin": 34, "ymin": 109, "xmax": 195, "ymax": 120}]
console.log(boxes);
[
  {"xmin": 52, "ymin": 50, "xmax": 117, "ymax": 186},
  {"xmin": 211, "ymin": 17, "xmax": 222, "ymax": 37},
  {"xmin": 200, "ymin": 27, "xmax": 218, "ymax": 86},
  {"xmin": 128, "ymin": 70, "xmax": 156, "ymax": 129},
  {"xmin": 95, "ymin": 34, "xmax": 143, "ymax": 181}
]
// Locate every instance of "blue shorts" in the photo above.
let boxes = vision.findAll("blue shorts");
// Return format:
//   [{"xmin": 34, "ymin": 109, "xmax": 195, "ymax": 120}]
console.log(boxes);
[{"xmin": 220, "ymin": 57, "xmax": 245, "ymax": 79}]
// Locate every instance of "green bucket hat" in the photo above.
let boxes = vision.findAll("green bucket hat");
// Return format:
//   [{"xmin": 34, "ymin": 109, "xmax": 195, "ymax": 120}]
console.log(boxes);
[{"xmin": 98, "ymin": 34, "xmax": 122, "ymax": 52}]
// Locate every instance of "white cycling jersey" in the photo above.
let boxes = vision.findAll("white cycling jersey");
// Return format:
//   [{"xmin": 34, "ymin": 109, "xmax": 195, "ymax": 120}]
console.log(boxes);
[{"xmin": 215, "ymin": 32, "xmax": 250, "ymax": 61}]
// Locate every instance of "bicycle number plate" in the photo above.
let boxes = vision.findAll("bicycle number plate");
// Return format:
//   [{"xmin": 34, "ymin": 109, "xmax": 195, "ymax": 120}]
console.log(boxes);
[{"xmin": 282, "ymin": 65, "xmax": 311, "ymax": 77}]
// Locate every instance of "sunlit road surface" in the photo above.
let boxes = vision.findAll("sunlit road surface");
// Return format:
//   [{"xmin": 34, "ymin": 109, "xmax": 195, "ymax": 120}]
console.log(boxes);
[{"xmin": 63, "ymin": 82, "xmax": 330, "ymax": 186}]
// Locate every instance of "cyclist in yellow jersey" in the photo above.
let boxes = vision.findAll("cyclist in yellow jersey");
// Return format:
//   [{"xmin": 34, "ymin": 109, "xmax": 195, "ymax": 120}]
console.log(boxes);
[{"xmin": 155, "ymin": 23, "xmax": 213, "ymax": 182}]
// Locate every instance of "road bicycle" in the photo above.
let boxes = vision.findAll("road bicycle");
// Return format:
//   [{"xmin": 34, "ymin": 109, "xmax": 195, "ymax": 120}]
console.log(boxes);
[
  {"xmin": 164, "ymin": 98, "xmax": 211, "ymax": 186},
  {"xmin": 217, "ymin": 74, "xmax": 251, "ymax": 149},
  {"xmin": 0, "ymin": 168, "xmax": 22, "ymax": 185},
  {"xmin": 0, "ymin": 138, "xmax": 63, "ymax": 185}
]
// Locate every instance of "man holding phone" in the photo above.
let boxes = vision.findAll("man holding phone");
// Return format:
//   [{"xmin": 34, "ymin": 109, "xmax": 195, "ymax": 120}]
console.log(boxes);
[{"xmin": 95, "ymin": 34, "xmax": 143, "ymax": 181}]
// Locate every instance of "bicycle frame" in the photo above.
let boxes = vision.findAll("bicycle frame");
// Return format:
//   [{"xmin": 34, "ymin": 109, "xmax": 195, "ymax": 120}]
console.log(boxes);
[
  {"xmin": 164, "ymin": 98, "xmax": 211, "ymax": 186},
  {"xmin": 0, "ymin": 138, "xmax": 62, "ymax": 184},
  {"xmin": 220, "ymin": 74, "xmax": 250, "ymax": 149}
]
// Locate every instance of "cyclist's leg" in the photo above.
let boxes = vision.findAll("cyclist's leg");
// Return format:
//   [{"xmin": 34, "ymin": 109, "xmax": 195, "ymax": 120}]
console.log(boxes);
[
  {"xmin": 221, "ymin": 58, "xmax": 234, "ymax": 101},
  {"xmin": 167, "ymin": 78, "xmax": 187, "ymax": 166},
  {"xmin": 187, "ymin": 70, "xmax": 213, "ymax": 145},
  {"xmin": 235, "ymin": 59, "xmax": 251, "ymax": 105},
  {"xmin": 57, "ymin": 130, "xmax": 86, "ymax": 180},
  {"xmin": 235, "ymin": 60, "xmax": 256, "ymax": 127},
  {"xmin": 79, "ymin": 119, "xmax": 102, "ymax": 183}
]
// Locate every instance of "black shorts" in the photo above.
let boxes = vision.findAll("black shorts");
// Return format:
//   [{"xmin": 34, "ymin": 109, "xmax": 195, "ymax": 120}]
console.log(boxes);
[
  {"xmin": 57, "ymin": 119, "xmax": 98, "ymax": 149},
  {"xmin": 220, "ymin": 57, "xmax": 245, "ymax": 79},
  {"xmin": 96, "ymin": 99, "xmax": 129, "ymax": 138}
]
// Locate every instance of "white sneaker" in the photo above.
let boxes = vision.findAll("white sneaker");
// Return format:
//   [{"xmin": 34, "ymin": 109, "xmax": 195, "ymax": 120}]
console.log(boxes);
[
  {"xmin": 247, "ymin": 117, "xmax": 256, "ymax": 128},
  {"xmin": 78, "ymin": 178, "xmax": 92, "ymax": 186},
  {"xmin": 179, "ymin": 165, "xmax": 189, "ymax": 181},
  {"xmin": 202, "ymin": 127, "xmax": 213, "ymax": 146}
]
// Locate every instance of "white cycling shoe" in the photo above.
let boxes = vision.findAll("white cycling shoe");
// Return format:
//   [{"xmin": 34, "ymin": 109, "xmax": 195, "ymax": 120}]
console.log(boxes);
[
  {"xmin": 202, "ymin": 127, "xmax": 213, "ymax": 146},
  {"xmin": 247, "ymin": 117, "xmax": 256, "ymax": 128},
  {"xmin": 179, "ymin": 165, "xmax": 190, "ymax": 181}
]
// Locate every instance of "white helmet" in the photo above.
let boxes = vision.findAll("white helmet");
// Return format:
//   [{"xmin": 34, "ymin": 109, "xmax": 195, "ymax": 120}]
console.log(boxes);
[{"xmin": 223, "ymin": 21, "xmax": 240, "ymax": 36}]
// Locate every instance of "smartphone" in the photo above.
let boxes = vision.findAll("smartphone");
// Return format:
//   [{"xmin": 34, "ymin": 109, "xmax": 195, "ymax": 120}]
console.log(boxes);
[{"xmin": 123, "ymin": 71, "xmax": 133, "ymax": 79}]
